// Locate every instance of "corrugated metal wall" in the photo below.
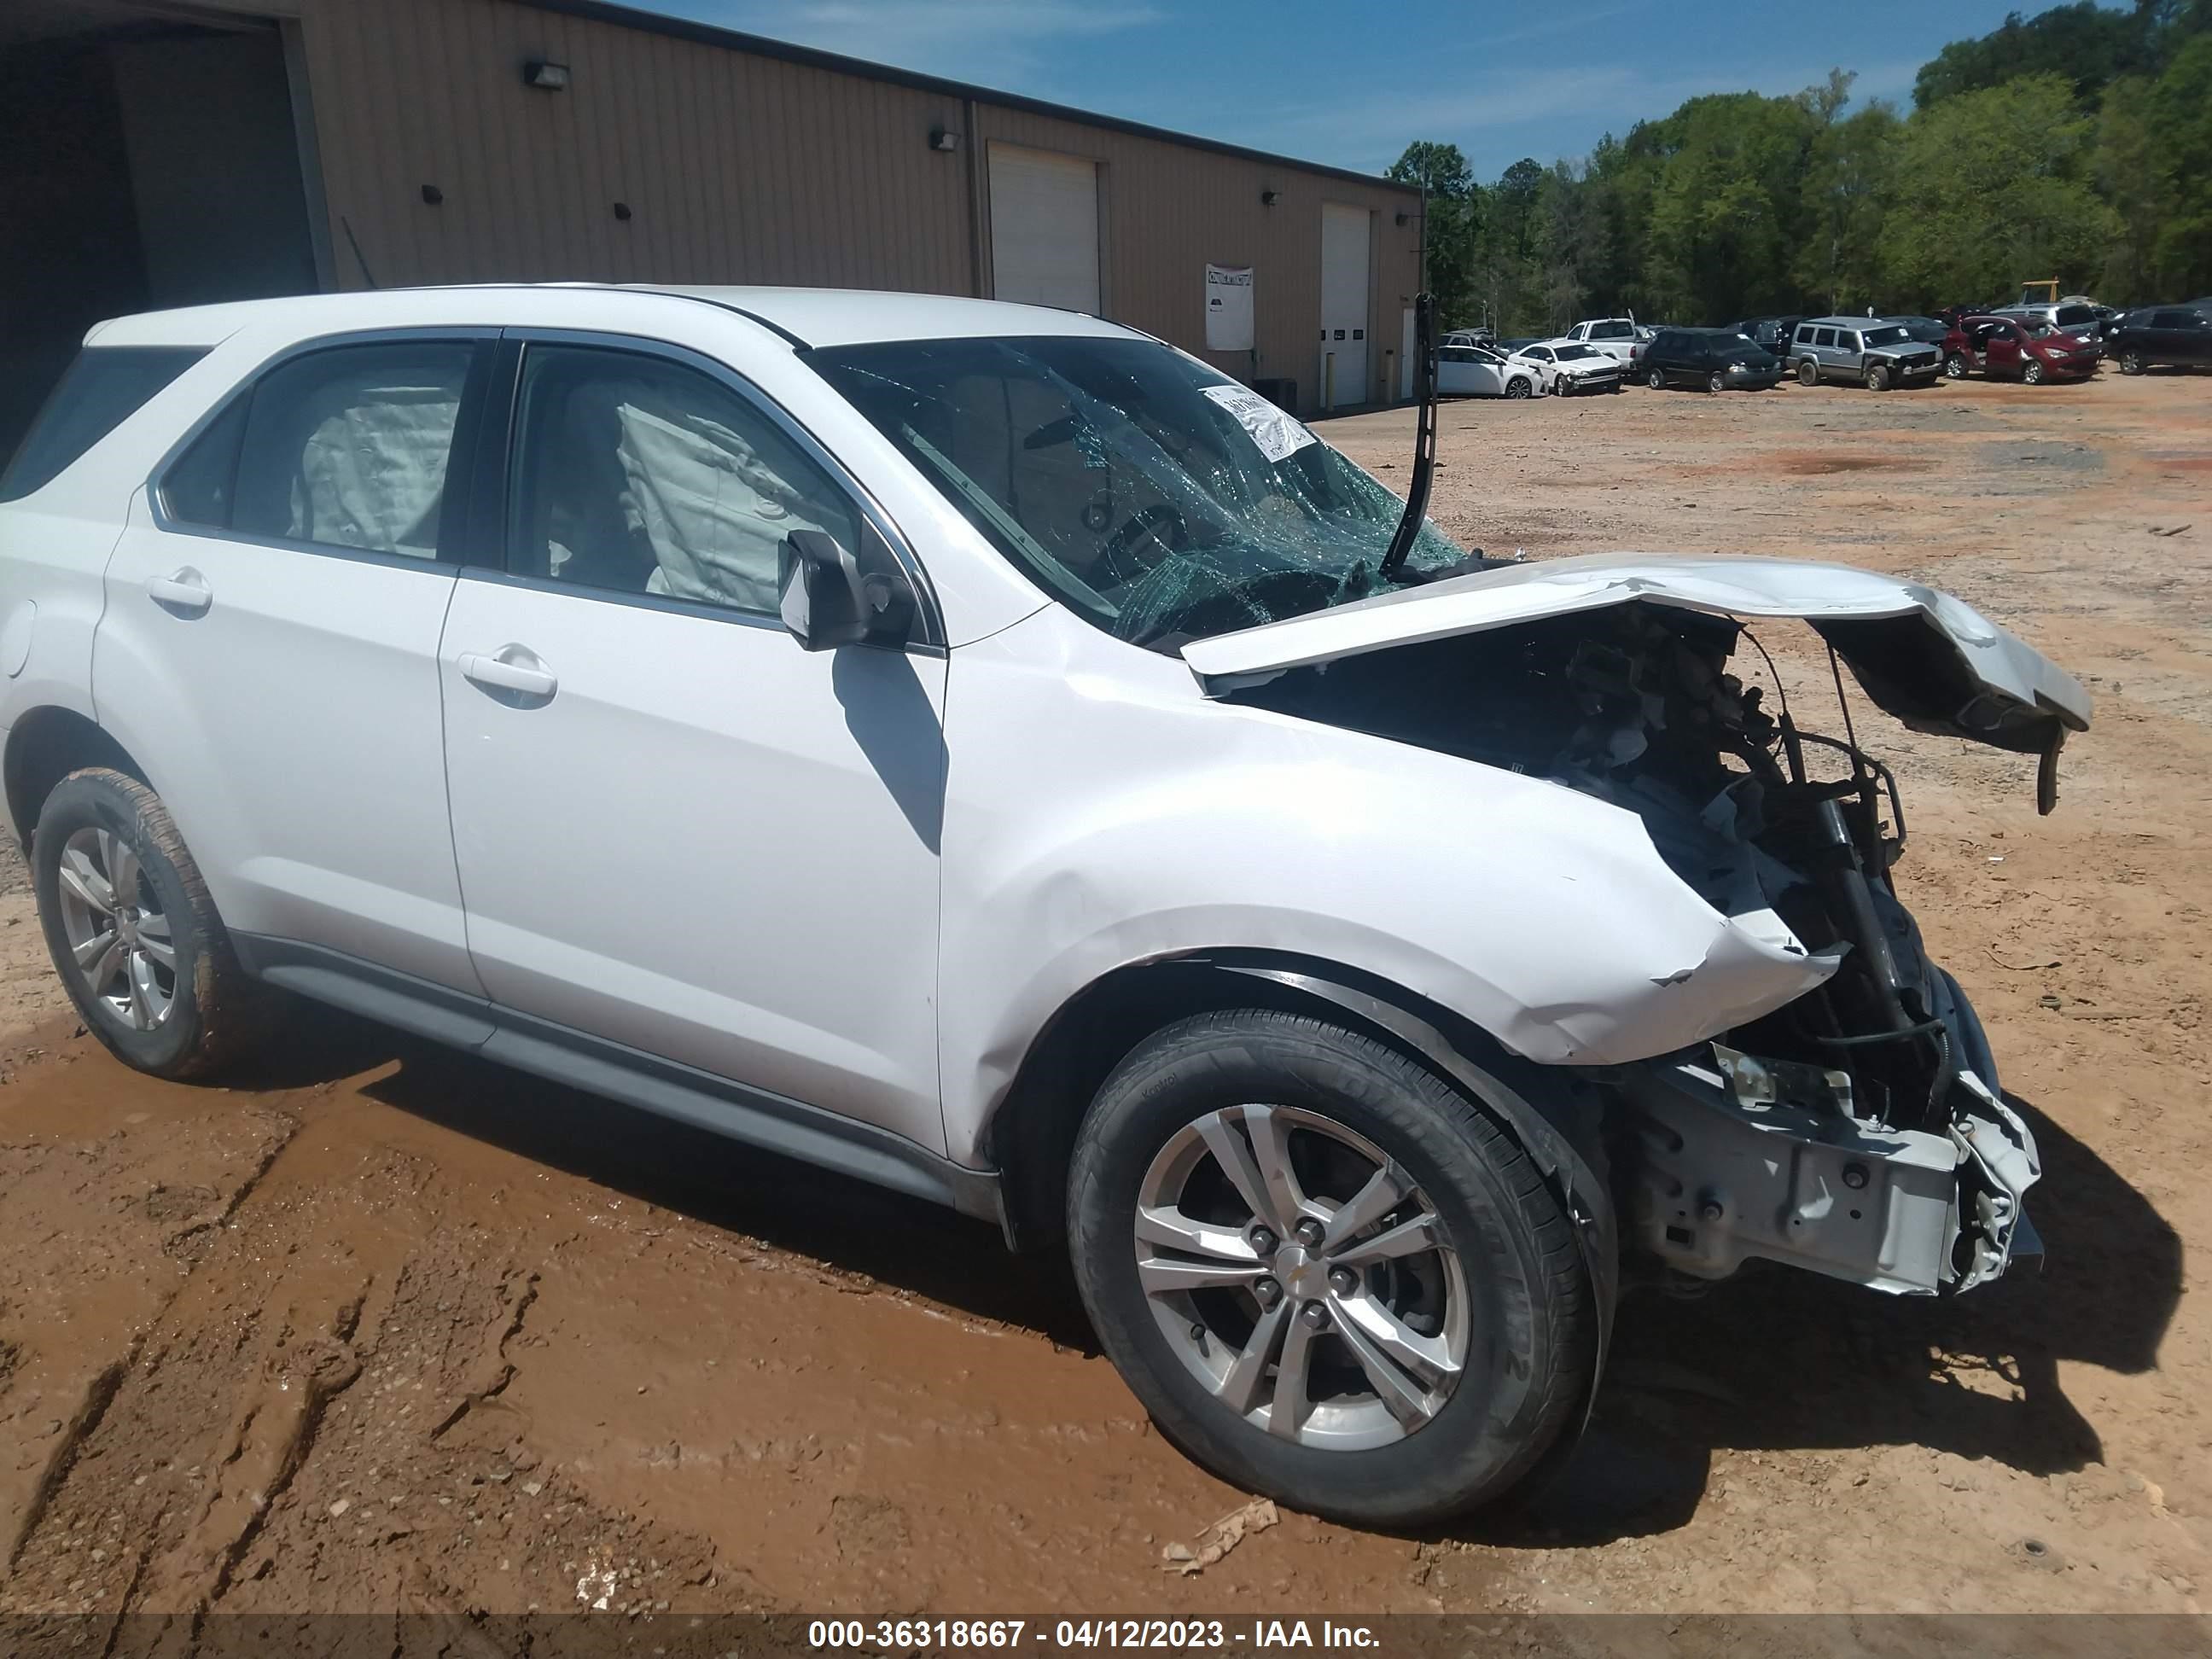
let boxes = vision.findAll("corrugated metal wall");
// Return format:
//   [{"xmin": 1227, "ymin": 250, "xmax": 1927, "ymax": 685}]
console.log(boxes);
[{"xmin": 283, "ymin": 0, "xmax": 1418, "ymax": 411}]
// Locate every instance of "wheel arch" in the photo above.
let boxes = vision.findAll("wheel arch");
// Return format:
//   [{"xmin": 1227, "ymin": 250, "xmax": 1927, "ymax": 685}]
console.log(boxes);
[
  {"xmin": 3, "ymin": 707, "xmax": 149, "ymax": 853},
  {"xmin": 987, "ymin": 946, "xmax": 1619, "ymax": 1464}
]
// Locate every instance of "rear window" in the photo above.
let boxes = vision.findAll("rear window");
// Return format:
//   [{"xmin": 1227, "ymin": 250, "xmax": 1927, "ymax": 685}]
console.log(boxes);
[
  {"xmin": 0, "ymin": 346, "xmax": 205, "ymax": 504},
  {"xmin": 2054, "ymin": 305, "xmax": 2094, "ymax": 327}
]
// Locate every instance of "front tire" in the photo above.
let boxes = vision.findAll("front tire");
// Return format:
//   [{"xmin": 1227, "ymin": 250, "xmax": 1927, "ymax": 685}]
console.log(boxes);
[
  {"xmin": 1944, "ymin": 352, "xmax": 1967, "ymax": 379},
  {"xmin": 2023, "ymin": 358, "xmax": 2046, "ymax": 385},
  {"xmin": 1864, "ymin": 361, "xmax": 1891, "ymax": 391},
  {"xmin": 1066, "ymin": 1009, "xmax": 1592, "ymax": 1528},
  {"xmin": 1705, "ymin": 370, "xmax": 1726, "ymax": 393},
  {"xmin": 32, "ymin": 768, "xmax": 270, "ymax": 1080},
  {"xmin": 1505, "ymin": 377, "xmax": 1531, "ymax": 400}
]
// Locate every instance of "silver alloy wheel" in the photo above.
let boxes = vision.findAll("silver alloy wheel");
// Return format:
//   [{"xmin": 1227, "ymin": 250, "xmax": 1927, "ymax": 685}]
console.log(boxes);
[
  {"xmin": 1134, "ymin": 1103, "xmax": 1469, "ymax": 1450},
  {"xmin": 55, "ymin": 826, "xmax": 176, "ymax": 1030}
]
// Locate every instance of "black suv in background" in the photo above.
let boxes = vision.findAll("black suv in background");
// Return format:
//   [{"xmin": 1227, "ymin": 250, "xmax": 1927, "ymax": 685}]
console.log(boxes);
[
  {"xmin": 1727, "ymin": 316, "xmax": 1804, "ymax": 354},
  {"xmin": 1641, "ymin": 328, "xmax": 1784, "ymax": 392},
  {"xmin": 2105, "ymin": 306, "xmax": 2212, "ymax": 373}
]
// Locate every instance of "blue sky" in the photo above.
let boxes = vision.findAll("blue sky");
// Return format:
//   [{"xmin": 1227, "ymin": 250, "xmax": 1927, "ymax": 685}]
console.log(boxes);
[{"xmin": 645, "ymin": 0, "xmax": 2092, "ymax": 179}]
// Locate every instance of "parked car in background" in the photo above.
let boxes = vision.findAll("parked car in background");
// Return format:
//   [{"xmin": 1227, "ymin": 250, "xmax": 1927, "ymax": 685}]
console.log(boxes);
[
  {"xmin": 1563, "ymin": 317, "xmax": 1646, "ymax": 367},
  {"xmin": 1727, "ymin": 316, "xmax": 1804, "ymax": 354},
  {"xmin": 1442, "ymin": 328, "xmax": 1497, "ymax": 348},
  {"xmin": 1885, "ymin": 316, "xmax": 1953, "ymax": 347},
  {"xmin": 1787, "ymin": 317, "xmax": 1944, "ymax": 389},
  {"xmin": 1944, "ymin": 314, "xmax": 2100, "ymax": 383},
  {"xmin": 1639, "ymin": 329, "xmax": 1784, "ymax": 392},
  {"xmin": 2104, "ymin": 306, "xmax": 2212, "ymax": 373},
  {"xmin": 0, "ymin": 282, "xmax": 2085, "ymax": 1530},
  {"xmin": 1994, "ymin": 301, "xmax": 2102, "ymax": 352},
  {"xmin": 1511, "ymin": 340, "xmax": 1625, "ymax": 395},
  {"xmin": 1436, "ymin": 341, "xmax": 1543, "ymax": 399}
]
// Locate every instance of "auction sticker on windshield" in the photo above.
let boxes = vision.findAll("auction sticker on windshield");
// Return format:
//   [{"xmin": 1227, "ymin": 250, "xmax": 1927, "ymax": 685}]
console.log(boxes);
[{"xmin": 1200, "ymin": 383, "xmax": 1317, "ymax": 464}]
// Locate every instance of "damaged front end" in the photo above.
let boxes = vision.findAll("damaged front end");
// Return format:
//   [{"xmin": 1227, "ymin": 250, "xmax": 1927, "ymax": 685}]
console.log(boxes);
[{"xmin": 1194, "ymin": 557, "xmax": 2090, "ymax": 1298}]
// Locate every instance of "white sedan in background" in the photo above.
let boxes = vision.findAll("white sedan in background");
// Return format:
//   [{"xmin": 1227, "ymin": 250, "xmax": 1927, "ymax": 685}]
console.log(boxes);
[
  {"xmin": 1512, "ymin": 341, "xmax": 1626, "ymax": 396},
  {"xmin": 1435, "ymin": 341, "xmax": 1546, "ymax": 399}
]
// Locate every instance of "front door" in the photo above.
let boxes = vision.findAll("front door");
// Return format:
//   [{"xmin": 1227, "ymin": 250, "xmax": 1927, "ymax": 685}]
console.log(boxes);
[
  {"xmin": 438, "ymin": 337, "xmax": 948, "ymax": 1150},
  {"xmin": 94, "ymin": 333, "xmax": 491, "ymax": 992}
]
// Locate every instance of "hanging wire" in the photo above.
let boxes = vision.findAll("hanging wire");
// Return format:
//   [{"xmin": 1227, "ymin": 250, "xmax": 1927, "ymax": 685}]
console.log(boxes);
[
  {"xmin": 1741, "ymin": 626, "xmax": 1792, "ymax": 724},
  {"xmin": 1827, "ymin": 643, "xmax": 1861, "ymax": 755}
]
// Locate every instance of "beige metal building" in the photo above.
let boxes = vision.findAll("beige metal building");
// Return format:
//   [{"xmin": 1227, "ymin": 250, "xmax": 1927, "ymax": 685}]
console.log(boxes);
[{"xmin": 0, "ymin": 0, "xmax": 1423, "ymax": 455}]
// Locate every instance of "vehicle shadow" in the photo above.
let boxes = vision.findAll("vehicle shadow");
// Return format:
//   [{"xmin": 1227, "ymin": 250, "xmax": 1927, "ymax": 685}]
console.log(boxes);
[
  {"xmin": 236, "ymin": 999, "xmax": 1097, "ymax": 1346},
  {"xmin": 1468, "ymin": 1091, "xmax": 2182, "ymax": 1546},
  {"xmin": 232, "ymin": 1015, "xmax": 2179, "ymax": 1544}
]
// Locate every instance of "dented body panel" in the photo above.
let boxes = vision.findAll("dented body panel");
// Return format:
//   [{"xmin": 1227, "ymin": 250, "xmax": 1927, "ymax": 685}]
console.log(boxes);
[{"xmin": 934, "ymin": 601, "xmax": 1841, "ymax": 1166}]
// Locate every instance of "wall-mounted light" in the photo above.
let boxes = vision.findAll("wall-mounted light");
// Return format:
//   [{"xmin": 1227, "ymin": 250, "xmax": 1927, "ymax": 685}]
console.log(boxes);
[
  {"xmin": 1394, "ymin": 211, "xmax": 1411, "ymax": 226},
  {"xmin": 1260, "ymin": 189, "xmax": 1280, "ymax": 207},
  {"xmin": 523, "ymin": 59, "xmax": 570, "ymax": 90},
  {"xmin": 421, "ymin": 183, "xmax": 444, "ymax": 206},
  {"xmin": 928, "ymin": 126, "xmax": 960, "ymax": 152},
  {"xmin": 613, "ymin": 201, "xmax": 632, "ymax": 221}
]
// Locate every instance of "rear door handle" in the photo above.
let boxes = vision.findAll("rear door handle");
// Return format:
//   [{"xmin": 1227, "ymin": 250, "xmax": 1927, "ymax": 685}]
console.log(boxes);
[
  {"xmin": 146, "ymin": 568, "xmax": 212, "ymax": 616},
  {"xmin": 458, "ymin": 646, "xmax": 558, "ymax": 701}
]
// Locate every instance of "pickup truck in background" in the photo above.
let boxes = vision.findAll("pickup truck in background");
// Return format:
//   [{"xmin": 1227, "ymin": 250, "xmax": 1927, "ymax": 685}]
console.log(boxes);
[{"xmin": 1562, "ymin": 317, "xmax": 1650, "ymax": 366}]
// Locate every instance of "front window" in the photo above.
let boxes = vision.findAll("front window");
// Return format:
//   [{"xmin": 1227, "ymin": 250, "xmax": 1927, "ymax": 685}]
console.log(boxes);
[{"xmin": 812, "ymin": 335, "xmax": 1467, "ymax": 648}]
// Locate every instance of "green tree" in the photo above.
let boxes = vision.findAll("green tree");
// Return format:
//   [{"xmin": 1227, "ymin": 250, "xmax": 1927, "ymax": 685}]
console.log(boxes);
[
  {"xmin": 1796, "ymin": 99, "xmax": 1901, "ymax": 313},
  {"xmin": 1387, "ymin": 141, "xmax": 1481, "ymax": 327},
  {"xmin": 1882, "ymin": 74, "xmax": 2118, "ymax": 306},
  {"xmin": 1913, "ymin": 3, "xmax": 2145, "ymax": 108},
  {"xmin": 1639, "ymin": 92, "xmax": 1821, "ymax": 321},
  {"xmin": 2145, "ymin": 32, "xmax": 2212, "ymax": 292}
]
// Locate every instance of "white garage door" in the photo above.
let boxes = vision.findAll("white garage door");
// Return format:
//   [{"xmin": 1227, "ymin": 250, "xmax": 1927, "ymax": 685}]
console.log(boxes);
[
  {"xmin": 989, "ymin": 143, "xmax": 1101, "ymax": 312},
  {"xmin": 1319, "ymin": 203, "xmax": 1371, "ymax": 409}
]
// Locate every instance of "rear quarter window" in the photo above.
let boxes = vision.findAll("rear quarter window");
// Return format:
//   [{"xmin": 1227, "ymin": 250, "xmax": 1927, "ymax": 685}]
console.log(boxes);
[{"xmin": 0, "ymin": 346, "xmax": 206, "ymax": 504}]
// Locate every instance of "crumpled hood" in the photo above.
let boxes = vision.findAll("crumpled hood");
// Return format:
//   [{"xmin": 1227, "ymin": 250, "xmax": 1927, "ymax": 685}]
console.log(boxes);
[{"xmin": 1183, "ymin": 552, "xmax": 2091, "ymax": 760}]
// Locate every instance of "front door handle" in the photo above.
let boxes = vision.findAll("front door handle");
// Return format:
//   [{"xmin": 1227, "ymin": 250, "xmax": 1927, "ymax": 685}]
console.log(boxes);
[
  {"xmin": 458, "ymin": 645, "xmax": 558, "ymax": 702},
  {"xmin": 147, "ymin": 568, "xmax": 212, "ymax": 617}
]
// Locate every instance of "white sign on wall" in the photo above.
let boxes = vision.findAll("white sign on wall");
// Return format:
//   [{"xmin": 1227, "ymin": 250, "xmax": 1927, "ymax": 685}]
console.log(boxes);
[{"xmin": 1204, "ymin": 264, "xmax": 1254, "ymax": 352}]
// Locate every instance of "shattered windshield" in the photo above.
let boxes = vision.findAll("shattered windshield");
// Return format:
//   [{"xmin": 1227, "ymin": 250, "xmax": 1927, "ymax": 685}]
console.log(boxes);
[{"xmin": 809, "ymin": 336, "xmax": 1468, "ymax": 648}]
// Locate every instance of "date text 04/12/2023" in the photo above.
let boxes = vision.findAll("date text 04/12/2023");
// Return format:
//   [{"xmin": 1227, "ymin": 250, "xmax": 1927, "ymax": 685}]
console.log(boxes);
[{"xmin": 807, "ymin": 1619, "xmax": 1382, "ymax": 1650}]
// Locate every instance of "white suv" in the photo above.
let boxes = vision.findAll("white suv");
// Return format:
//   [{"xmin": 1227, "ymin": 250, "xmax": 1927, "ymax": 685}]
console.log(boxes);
[{"xmin": 0, "ymin": 286, "xmax": 2088, "ymax": 1526}]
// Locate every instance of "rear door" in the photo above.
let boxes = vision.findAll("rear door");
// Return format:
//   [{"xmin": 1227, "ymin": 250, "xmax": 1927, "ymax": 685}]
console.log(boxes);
[
  {"xmin": 436, "ymin": 333, "xmax": 949, "ymax": 1150},
  {"xmin": 94, "ymin": 330, "xmax": 492, "ymax": 992}
]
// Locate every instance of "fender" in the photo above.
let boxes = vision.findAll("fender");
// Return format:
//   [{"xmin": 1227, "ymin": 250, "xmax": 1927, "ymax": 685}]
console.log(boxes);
[{"xmin": 1213, "ymin": 961, "xmax": 1618, "ymax": 1452}]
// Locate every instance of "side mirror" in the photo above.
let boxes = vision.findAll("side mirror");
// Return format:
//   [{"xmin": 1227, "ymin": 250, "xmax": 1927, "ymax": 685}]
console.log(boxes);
[{"xmin": 778, "ymin": 526, "xmax": 917, "ymax": 652}]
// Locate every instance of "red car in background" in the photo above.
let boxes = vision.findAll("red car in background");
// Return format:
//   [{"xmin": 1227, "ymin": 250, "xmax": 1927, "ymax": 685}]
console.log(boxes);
[{"xmin": 1943, "ymin": 314, "xmax": 2101, "ymax": 383}]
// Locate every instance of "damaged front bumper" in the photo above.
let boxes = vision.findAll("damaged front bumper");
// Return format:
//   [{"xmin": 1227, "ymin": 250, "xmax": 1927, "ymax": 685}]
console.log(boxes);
[{"xmin": 1619, "ymin": 1037, "xmax": 2041, "ymax": 1296}]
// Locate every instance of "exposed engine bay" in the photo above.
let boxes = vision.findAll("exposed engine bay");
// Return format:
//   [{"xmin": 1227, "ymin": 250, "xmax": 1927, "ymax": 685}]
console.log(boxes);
[{"xmin": 1230, "ymin": 602, "xmax": 2046, "ymax": 1296}]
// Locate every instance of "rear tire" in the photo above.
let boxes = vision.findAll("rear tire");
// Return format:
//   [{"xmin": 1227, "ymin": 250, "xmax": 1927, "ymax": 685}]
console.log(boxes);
[
  {"xmin": 1796, "ymin": 358, "xmax": 1819, "ymax": 387},
  {"xmin": 1646, "ymin": 368, "xmax": 1666, "ymax": 391},
  {"xmin": 32, "ymin": 768, "xmax": 271, "ymax": 1080},
  {"xmin": 2119, "ymin": 351, "xmax": 2145, "ymax": 375},
  {"xmin": 1066, "ymin": 1008, "xmax": 1592, "ymax": 1528}
]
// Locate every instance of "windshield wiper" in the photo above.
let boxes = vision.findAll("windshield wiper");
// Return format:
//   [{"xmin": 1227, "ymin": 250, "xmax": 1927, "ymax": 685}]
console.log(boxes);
[{"xmin": 1377, "ymin": 291, "xmax": 1436, "ymax": 583}]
